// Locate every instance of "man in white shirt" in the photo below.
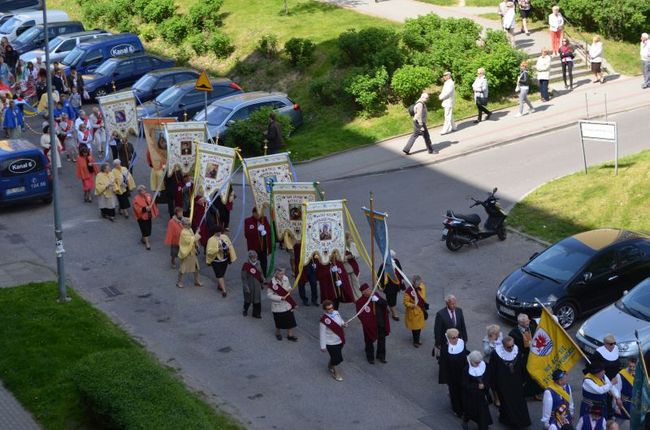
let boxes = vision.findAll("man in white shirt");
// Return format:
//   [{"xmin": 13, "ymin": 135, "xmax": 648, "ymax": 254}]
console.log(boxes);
[
  {"xmin": 74, "ymin": 109, "xmax": 89, "ymax": 133},
  {"xmin": 439, "ymin": 71, "xmax": 456, "ymax": 135},
  {"xmin": 641, "ymin": 33, "xmax": 650, "ymax": 89}
]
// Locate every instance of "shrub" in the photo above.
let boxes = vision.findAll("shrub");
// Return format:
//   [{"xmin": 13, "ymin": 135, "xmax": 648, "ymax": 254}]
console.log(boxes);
[
  {"xmin": 187, "ymin": 33, "xmax": 208, "ymax": 55},
  {"xmin": 142, "ymin": 0, "xmax": 175, "ymax": 23},
  {"xmin": 188, "ymin": 0, "xmax": 224, "ymax": 31},
  {"xmin": 160, "ymin": 16, "xmax": 189, "ymax": 44},
  {"xmin": 284, "ymin": 37, "xmax": 315, "ymax": 69},
  {"xmin": 390, "ymin": 65, "xmax": 436, "ymax": 105},
  {"xmin": 345, "ymin": 67, "xmax": 389, "ymax": 116},
  {"xmin": 72, "ymin": 349, "xmax": 227, "ymax": 429},
  {"xmin": 337, "ymin": 27, "xmax": 403, "ymax": 73},
  {"xmin": 223, "ymin": 107, "xmax": 293, "ymax": 157},
  {"xmin": 133, "ymin": 0, "xmax": 152, "ymax": 15},
  {"xmin": 309, "ymin": 76, "xmax": 344, "ymax": 106},
  {"xmin": 83, "ymin": 0, "xmax": 134, "ymax": 32},
  {"xmin": 257, "ymin": 34, "xmax": 279, "ymax": 59},
  {"xmin": 138, "ymin": 23, "xmax": 157, "ymax": 42},
  {"xmin": 208, "ymin": 31, "xmax": 235, "ymax": 58}
]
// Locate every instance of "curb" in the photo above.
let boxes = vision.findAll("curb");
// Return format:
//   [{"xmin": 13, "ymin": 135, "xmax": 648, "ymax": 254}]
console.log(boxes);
[{"xmin": 506, "ymin": 226, "xmax": 552, "ymax": 248}]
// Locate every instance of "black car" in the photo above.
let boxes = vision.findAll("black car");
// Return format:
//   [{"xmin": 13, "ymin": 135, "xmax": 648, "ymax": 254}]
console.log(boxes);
[
  {"xmin": 131, "ymin": 67, "xmax": 201, "ymax": 103},
  {"xmin": 496, "ymin": 228, "xmax": 650, "ymax": 328},
  {"xmin": 84, "ymin": 53, "xmax": 175, "ymax": 100},
  {"xmin": 12, "ymin": 21, "xmax": 84, "ymax": 54},
  {"xmin": 137, "ymin": 78, "xmax": 243, "ymax": 121}
]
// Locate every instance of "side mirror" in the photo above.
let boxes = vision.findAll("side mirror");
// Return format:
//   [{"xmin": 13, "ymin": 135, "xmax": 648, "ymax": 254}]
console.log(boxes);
[
  {"xmin": 529, "ymin": 252, "xmax": 539, "ymax": 261},
  {"xmin": 583, "ymin": 272, "xmax": 593, "ymax": 282}
]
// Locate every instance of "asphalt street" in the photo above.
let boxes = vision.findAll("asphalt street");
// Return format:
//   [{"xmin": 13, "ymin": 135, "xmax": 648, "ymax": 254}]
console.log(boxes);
[{"xmin": 1, "ymin": 106, "xmax": 649, "ymax": 429}]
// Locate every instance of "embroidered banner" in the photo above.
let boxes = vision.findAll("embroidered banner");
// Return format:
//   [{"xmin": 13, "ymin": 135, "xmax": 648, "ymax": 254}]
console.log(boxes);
[
  {"xmin": 164, "ymin": 121, "xmax": 208, "ymax": 175},
  {"xmin": 143, "ymin": 117, "xmax": 176, "ymax": 171},
  {"xmin": 244, "ymin": 152, "xmax": 294, "ymax": 210},
  {"xmin": 362, "ymin": 208, "xmax": 395, "ymax": 279},
  {"xmin": 271, "ymin": 182, "xmax": 319, "ymax": 249},
  {"xmin": 301, "ymin": 200, "xmax": 346, "ymax": 265},
  {"xmin": 98, "ymin": 91, "xmax": 138, "ymax": 138},
  {"xmin": 196, "ymin": 143, "xmax": 236, "ymax": 203}
]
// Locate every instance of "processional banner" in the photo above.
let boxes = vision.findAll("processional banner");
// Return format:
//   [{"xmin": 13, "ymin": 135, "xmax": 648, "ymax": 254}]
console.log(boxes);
[
  {"xmin": 301, "ymin": 200, "xmax": 346, "ymax": 265},
  {"xmin": 244, "ymin": 152, "xmax": 294, "ymax": 210},
  {"xmin": 271, "ymin": 182, "xmax": 319, "ymax": 249},
  {"xmin": 98, "ymin": 91, "xmax": 138, "ymax": 138},
  {"xmin": 363, "ymin": 208, "xmax": 395, "ymax": 279},
  {"xmin": 195, "ymin": 143, "xmax": 236, "ymax": 203},
  {"xmin": 164, "ymin": 121, "xmax": 207, "ymax": 175},
  {"xmin": 143, "ymin": 117, "xmax": 176, "ymax": 171}
]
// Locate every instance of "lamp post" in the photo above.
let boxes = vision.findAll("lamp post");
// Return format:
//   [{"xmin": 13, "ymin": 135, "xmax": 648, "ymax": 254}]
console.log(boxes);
[{"xmin": 43, "ymin": 1, "xmax": 69, "ymax": 303}]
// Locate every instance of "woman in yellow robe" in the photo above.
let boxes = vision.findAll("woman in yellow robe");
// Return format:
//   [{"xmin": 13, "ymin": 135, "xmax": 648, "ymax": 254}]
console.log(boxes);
[
  {"xmin": 111, "ymin": 159, "xmax": 135, "ymax": 218},
  {"xmin": 177, "ymin": 217, "xmax": 202, "ymax": 288},
  {"xmin": 404, "ymin": 275, "xmax": 427, "ymax": 348},
  {"xmin": 206, "ymin": 225, "xmax": 237, "ymax": 297},
  {"xmin": 94, "ymin": 163, "xmax": 117, "ymax": 221}
]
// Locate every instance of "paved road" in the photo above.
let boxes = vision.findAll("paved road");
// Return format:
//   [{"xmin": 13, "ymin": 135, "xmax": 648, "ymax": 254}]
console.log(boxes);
[{"xmin": 2, "ymin": 106, "xmax": 648, "ymax": 429}]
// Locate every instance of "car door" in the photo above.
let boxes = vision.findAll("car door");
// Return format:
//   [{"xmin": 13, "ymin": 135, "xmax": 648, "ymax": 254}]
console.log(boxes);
[
  {"xmin": 113, "ymin": 59, "xmax": 135, "ymax": 88},
  {"xmin": 615, "ymin": 243, "xmax": 649, "ymax": 292},
  {"xmin": 180, "ymin": 91, "xmax": 205, "ymax": 118},
  {"xmin": 128, "ymin": 57, "xmax": 151, "ymax": 85},
  {"xmin": 172, "ymin": 90, "xmax": 200, "ymax": 120},
  {"xmin": 81, "ymin": 48, "xmax": 104, "ymax": 73},
  {"xmin": 571, "ymin": 249, "xmax": 619, "ymax": 312}
]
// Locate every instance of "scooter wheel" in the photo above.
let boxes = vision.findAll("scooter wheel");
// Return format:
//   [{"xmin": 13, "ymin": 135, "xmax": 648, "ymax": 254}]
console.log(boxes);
[
  {"xmin": 446, "ymin": 234, "xmax": 463, "ymax": 252},
  {"xmin": 497, "ymin": 226, "xmax": 507, "ymax": 241}
]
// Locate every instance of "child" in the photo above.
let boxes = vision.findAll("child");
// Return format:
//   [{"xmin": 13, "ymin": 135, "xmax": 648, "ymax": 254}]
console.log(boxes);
[
  {"xmin": 576, "ymin": 406, "xmax": 606, "ymax": 430},
  {"xmin": 70, "ymin": 87, "xmax": 82, "ymax": 119}
]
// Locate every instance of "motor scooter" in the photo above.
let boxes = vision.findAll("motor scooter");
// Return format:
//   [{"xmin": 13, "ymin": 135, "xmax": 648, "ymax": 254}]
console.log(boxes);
[{"xmin": 442, "ymin": 187, "xmax": 507, "ymax": 251}]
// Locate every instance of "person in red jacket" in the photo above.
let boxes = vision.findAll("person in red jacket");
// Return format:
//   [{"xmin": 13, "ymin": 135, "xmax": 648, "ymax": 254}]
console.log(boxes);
[
  {"xmin": 315, "ymin": 254, "xmax": 355, "ymax": 309},
  {"xmin": 244, "ymin": 207, "xmax": 272, "ymax": 276}
]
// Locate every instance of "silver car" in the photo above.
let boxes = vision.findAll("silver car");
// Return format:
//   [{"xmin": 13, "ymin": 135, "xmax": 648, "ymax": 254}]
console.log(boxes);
[
  {"xmin": 19, "ymin": 30, "xmax": 110, "ymax": 64},
  {"xmin": 575, "ymin": 277, "xmax": 650, "ymax": 363}
]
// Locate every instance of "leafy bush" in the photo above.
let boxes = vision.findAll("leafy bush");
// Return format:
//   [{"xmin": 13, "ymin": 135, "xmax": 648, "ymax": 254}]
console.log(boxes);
[
  {"xmin": 142, "ymin": 0, "xmax": 175, "ymax": 23},
  {"xmin": 257, "ymin": 34, "xmax": 279, "ymax": 59},
  {"xmin": 390, "ymin": 65, "xmax": 436, "ymax": 105},
  {"xmin": 223, "ymin": 107, "xmax": 293, "ymax": 157},
  {"xmin": 208, "ymin": 31, "xmax": 235, "ymax": 58},
  {"xmin": 309, "ymin": 76, "xmax": 345, "ymax": 106},
  {"xmin": 345, "ymin": 67, "xmax": 389, "ymax": 116},
  {"xmin": 133, "ymin": 0, "xmax": 152, "ymax": 15},
  {"xmin": 284, "ymin": 37, "xmax": 315, "ymax": 69},
  {"xmin": 187, "ymin": 33, "xmax": 208, "ymax": 55},
  {"xmin": 82, "ymin": 0, "xmax": 135, "ymax": 32},
  {"xmin": 138, "ymin": 23, "xmax": 157, "ymax": 42},
  {"xmin": 72, "ymin": 349, "xmax": 230, "ymax": 429},
  {"xmin": 188, "ymin": 0, "xmax": 224, "ymax": 31},
  {"xmin": 160, "ymin": 16, "xmax": 189, "ymax": 44},
  {"xmin": 338, "ymin": 27, "xmax": 403, "ymax": 74}
]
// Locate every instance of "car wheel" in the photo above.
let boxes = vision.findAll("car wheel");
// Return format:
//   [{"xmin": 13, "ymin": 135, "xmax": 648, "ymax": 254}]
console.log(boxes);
[
  {"xmin": 446, "ymin": 233, "xmax": 463, "ymax": 252},
  {"xmin": 554, "ymin": 300, "xmax": 578, "ymax": 329},
  {"xmin": 94, "ymin": 88, "xmax": 108, "ymax": 99},
  {"xmin": 42, "ymin": 195, "xmax": 52, "ymax": 204},
  {"xmin": 497, "ymin": 225, "xmax": 507, "ymax": 241}
]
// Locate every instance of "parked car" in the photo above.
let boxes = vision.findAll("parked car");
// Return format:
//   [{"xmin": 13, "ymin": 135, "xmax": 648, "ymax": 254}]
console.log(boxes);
[
  {"xmin": 131, "ymin": 67, "xmax": 200, "ymax": 103},
  {"xmin": 12, "ymin": 21, "xmax": 83, "ymax": 54},
  {"xmin": 0, "ymin": 138, "xmax": 52, "ymax": 206},
  {"xmin": 0, "ymin": 14, "xmax": 15, "ymax": 25},
  {"xmin": 0, "ymin": 1, "xmax": 42, "ymax": 13},
  {"xmin": 0, "ymin": 9, "xmax": 68, "ymax": 41},
  {"xmin": 61, "ymin": 33, "xmax": 143, "ymax": 75},
  {"xmin": 84, "ymin": 53, "xmax": 174, "ymax": 100},
  {"xmin": 575, "ymin": 277, "xmax": 650, "ymax": 363},
  {"xmin": 496, "ymin": 228, "xmax": 650, "ymax": 328},
  {"xmin": 194, "ymin": 91, "xmax": 303, "ymax": 140},
  {"xmin": 137, "ymin": 78, "xmax": 242, "ymax": 121},
  {"xmin": 19, "ymin": 30, "xmax": 110, "ymax": 64}
]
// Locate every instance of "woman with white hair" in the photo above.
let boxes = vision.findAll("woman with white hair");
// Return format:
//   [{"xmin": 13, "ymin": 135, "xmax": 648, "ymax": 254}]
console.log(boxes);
[
  {"xmin": 462, "ymin": 350, "xmax": 493, "ymax": 430},
  {"xmin": 472, "ymin": 68, "xmax": 492, "ymax": 123},
  {"xmin": 482, "ymin": 324, "xmax": 503, "ymax": 364},
  {"xmin": 502, "ymin": 2, "xmax": 516, "ymax": 46},
  {"xmin": 588, "ymin": 35, "xmax": 604, "ymax": 83},
  {"xmin": 94, "ymin": 162, "xmax": 117, "ymax": 221},
  {"xmin": 439, "ymin": 327, "xmax": 469, "ymax": 417},
  {"xmin": 548, "ymin": 5, "xmax": 564, "ymax": 56}
]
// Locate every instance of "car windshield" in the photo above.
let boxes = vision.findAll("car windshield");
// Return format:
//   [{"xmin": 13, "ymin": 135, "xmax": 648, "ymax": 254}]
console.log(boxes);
[
  {"xmin": 15, "ymin": 26, "xmax": 40, "ymax": 43},
  {"xmin": 133, "ymin": 75, "xmax": 157, "ymax": 91},
  {"xmin": 195, "ymin": 105, "xmax": 232, "ymax": 125},
  {"xmin": 154, "ymin": 86, "xmax": 183, "ymax": 107},
  {"xmin": 0, "ymin": 17, "xmax": 20, "ymax": 34},
  {"xmin": 525, "ymin": 239, "xmax": 594, "ymax": 283},
  {"xmin": 62, "ymin": 47, "xmax": 84, "ymax": 66},
  {"xmin": 617, "ymin": 279, "xmax": 650, "ymax": 320},
  {"xmin": 94, "ymin": 60, "xmax": 117, "ymax": 76},
  {"xmin": 47, "ymin": 36, "xmax": 64, "ymax": 52}
]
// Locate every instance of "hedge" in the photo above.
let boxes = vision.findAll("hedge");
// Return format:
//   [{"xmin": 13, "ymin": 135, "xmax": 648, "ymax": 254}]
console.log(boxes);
[
  {"xmin": 72, "ymin": 349, "xmax": 234, "ymax": 430},
  {"xmin": 223, "ymin": 107, "xmax": 293, "ymax": 157}
]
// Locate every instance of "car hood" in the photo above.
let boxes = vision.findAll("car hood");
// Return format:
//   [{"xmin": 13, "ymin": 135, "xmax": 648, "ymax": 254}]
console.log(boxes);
[
  {"xmin": 83, "ymin": 74, "xmax": 107, "ymax": 89},
  {"xmin": 19, "ymin": 50, "xmax": 43, "ymax": 62},
  {"xmin": 580, "ymin": 303, "xmax": 650, "ymax": 345},
  {"xmin": 498, "ymin": 268, "xmax": 565, "ymax": 303}
]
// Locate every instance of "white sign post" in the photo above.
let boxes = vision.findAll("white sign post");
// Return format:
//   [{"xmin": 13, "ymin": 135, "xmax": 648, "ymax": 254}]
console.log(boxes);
[{"xmin": 578, "ymin": 120, "xmax": 618, "ymax": 176}]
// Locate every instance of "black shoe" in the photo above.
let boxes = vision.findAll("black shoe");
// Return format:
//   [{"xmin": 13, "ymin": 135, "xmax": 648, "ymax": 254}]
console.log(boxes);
[
  {"xmin": 368, "ymin": 359, "xmax": 375, "ymax": 365},
  {"xmin": 486, "ymin": 112, "xmax": 492, "ymax": 120},
  {"xmin": 275, "ymin": 334, "xmax": 282, "ymax": 341},
  {"xmin": 252, "ymin": 314, "xmax": 262, "ymax": 319},
  {"xmin": 287, "ymin": 336, "xmax": 298, "ymax": 342},
  {"xmin": 312, "ymin": 301, "xmax": 319, "ymax": 307},
  {"xmin": 392, "ymin": 315, "xmax": 400, "ymax": 321},
  {"xmin": 243, "ymin": 310, "xmax": 248, "ymax": 316},
  {"xmin": 473, "ymin": 119, "xmax": 480, "ymax": 124}
]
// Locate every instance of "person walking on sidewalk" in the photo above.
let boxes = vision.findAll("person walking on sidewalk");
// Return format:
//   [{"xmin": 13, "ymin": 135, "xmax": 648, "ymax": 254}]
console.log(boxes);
[
  {"xmin": 472, "ymin": 68, "xmax": 492, "ymax": 124},
  {"xmin": 515, "ymin": 61, "xmax": 535, "ymax": 117},
  {"xmin": 560, "ymin": 38, "xmax": 575, "ymax": 89},
  {"xmin": 177, "ymin": 218, "xmax": 202, "ymax": 289},
  {"xmin": 588, "ymin": 35, "xmax": 605, "ymax": 84},
  {"xmin": 320, "ymin": 299, "xmax": 346, "ymax": 381},
  {"xmin": 548, "ymin": 6, "xmax": 564, "ymax": 56},
  {"xmin": 402, "ymin": 92, "xmax": 434, "ymax": 155},
  {"xmin": 640, "ymin": 33, "xmax": 650, "ymax": 89},
  {"xmin": 502, "ymin": 1, "xmax": 516, "ymax": 46},
  {"xmin": 439, "ymin": 71, "xmax": 456, "ymax": 135},
  {"xmin": 518, "ymin": 0, "xmax": 531, "ymax": 35},
  {"xmin": 133, "ymin": 185, "xmax": 158, "ymax": 250},
  {"xmin": 536, "ymin": 48, "xmax": 552, "ymax": 102},
  {"xmin": 268, "ymin": 267, "xmax": 298, "ymax": 342}
]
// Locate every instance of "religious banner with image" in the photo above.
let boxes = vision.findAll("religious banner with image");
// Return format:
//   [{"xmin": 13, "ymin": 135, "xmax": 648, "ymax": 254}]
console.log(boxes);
[
  {"xmin": 271, "ymin": 182, "xmax": 319, "ymax": 249},
  {"xmin": 98, "ymin": 91, "xmax": 138, "ymax": 138},
  {"xmin": 143, "ymin": 117, "xmax": 176, "ymax": 171},
  {"xmin": 301, "ymin": 200, "xmax": 346, "ymax": 265},
  {"xmin": 195, "ymin": 143, "xmax": 236, "ymax": 202},
  {"xmin": 164, "ymin": 121, "xmax": 208, "ymax": 175},
  {"xmin": 243, "ymin": 152, "xmax": 294, "ymax": 210}
]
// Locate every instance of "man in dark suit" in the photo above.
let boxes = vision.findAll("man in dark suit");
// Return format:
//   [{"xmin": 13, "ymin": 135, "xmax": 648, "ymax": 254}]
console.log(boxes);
[
  {"xmin": 67, "ymin": 66, "xmax": 85, "ymax": 96},
  {"xmin": 433, "ymin": 294, "xmax": 468, "ymax": 358}
]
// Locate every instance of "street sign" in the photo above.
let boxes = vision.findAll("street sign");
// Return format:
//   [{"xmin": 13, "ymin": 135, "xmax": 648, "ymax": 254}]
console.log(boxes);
[
  {"xmin": 194, "ymin": 71, "xmax": 213, "ymax": 92},
  {"xmin": 578, "ymin": 120, "xmax": 618, "ymax": 175}
]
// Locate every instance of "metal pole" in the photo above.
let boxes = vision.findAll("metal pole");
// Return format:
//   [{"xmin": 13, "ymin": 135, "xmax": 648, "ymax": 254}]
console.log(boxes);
[
  {"xmin": 43, "ymin": 0, "xmax": 69, "ymax": 303},
  {"xmin": 614, "ymin": 126, "xmax": 618, "ymax": 176},
  {"xmin": 604, "ymin": 93, "xmax": 608, "ymax": 121},
  {"xmin": 369, "ymin": 192, "xmax": 376, "ymax": 288},
  {"xmin": 584, "ymin": 93, "xmax": 589, "ymax": 119},
  {"xmin": 579, "ymin": 124, "xmax": 588, "ymax": 174},
  {"xmin": 204, "ymin": 91, "xmax": 208, "ymax": 123}
]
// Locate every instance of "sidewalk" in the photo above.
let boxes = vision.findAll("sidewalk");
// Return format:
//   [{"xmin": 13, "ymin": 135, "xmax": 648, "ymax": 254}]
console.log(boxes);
[
  {"xmin": 0, "ymin": 381, "xmax": 40, "ymax": 430},
  {"xmin": 303, "ymin": 74, "xmax": 650, "ymax": 182}
]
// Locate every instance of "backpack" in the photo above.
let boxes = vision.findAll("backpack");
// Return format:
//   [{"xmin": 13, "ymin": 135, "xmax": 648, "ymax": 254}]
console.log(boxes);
[{"xmin": 408, "ymin": 102, "xmax": 419, "ymax": 117}]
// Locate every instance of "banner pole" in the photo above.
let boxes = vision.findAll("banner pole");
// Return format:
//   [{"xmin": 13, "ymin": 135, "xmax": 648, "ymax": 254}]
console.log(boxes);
[{"xmin": 369, "ymin": 192, "xmax": 376, "ymax": 287}]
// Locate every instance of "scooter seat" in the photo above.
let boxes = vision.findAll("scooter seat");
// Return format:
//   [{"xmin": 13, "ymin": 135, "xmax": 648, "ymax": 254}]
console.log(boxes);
[{"xmin": 456, "ymin": 213, "xmax": 481, "ymax": 225}]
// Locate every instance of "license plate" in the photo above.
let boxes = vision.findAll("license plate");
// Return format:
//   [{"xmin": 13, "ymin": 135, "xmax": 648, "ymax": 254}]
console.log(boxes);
[
  {"xmin": 6, "ymin": 186, "xmax": 25, "ymax": 196},
  {"xmin": 499, "ymin": 305, "xmax": 516, "ymax": 316}
]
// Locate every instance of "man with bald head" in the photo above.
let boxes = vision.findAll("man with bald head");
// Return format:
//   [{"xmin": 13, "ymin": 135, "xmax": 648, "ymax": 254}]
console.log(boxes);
[{"xmin": 433, "ymin": 294, "xmax": 467, "ymax": 358}]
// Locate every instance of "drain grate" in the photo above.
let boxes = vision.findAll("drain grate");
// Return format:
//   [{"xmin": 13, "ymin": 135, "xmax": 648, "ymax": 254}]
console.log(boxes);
[{"xmin": 101, "ymin": 286, "xmax": 123, "ymax": 297}]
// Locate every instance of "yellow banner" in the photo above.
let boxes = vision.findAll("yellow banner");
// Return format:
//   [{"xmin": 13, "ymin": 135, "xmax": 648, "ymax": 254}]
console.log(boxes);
[{"xmin": 527, "ymin": 306, "xmax": 584, "ymax": 387}]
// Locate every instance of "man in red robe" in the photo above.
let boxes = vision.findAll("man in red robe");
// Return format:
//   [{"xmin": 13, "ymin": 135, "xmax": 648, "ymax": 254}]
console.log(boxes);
[
  {"xmin": 315, "ymin": 255, "xmax": 354, "ymax": 309},
  {"xmin": 355, "ymin": 283, "xmax": 390, "ymax": 364},
  {"xmin": 244, "ymin": 207, "xmax": 272, "ymax": 276}
]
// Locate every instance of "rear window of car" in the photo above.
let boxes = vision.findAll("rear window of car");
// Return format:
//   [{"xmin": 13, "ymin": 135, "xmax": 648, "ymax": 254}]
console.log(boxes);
[{"xmin": 0, "ymin": 155, "xmax": 44, "ymax": 177}]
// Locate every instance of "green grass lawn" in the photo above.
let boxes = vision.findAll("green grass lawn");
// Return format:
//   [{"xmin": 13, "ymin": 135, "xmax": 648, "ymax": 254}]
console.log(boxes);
[
  {"xmin": 0, "ymin": 282, "xmax": 239, "ymax": 430},
  {"xmin": 465, "ymin": 0, "xmax": 498, "ymax": 6},
  {"xmin": 509, "ymin": 150, "xmax": 650, "ymax": 243},
  {"xmin": 416, "ymin": 0, "xmax": 458, "ymax": 6}
]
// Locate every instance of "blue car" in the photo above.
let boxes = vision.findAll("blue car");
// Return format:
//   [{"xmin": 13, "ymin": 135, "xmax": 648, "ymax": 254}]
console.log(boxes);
[
  {"xmin": 61, "ymin": 33, "xmax": 144, "ymax": 75},
  {"xmin": 84, "ymin": 53, "xmax": 175, "ymax": 100},
  {"xmin": 0, "ymin": 139, "xmax": 52, "ymax": 206}
]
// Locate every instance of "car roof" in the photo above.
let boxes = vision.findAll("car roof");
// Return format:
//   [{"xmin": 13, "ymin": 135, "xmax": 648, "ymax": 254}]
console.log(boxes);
[
  {"xmin": 0, "ymin": 138, "xmax": 40, "ymax": 155},
  {"xmin": 173, "ymin": 77, "xmax": 234, "ymax": 89},
  {"xmin": 13, "ymin": 10, "xmax": 68, "ymax": 20},
  {"xmin": 32, "ymin": 21, "xmax": 82, "ymax": 29},
  {"xmin": 76, "ymin": 33, "xmax": 139, "ymax": 50},
  {"xmin": 52, "ymin": 30, "xmax": 109, "ymax": 40},
  {"xmin": 569, "ymin": 228, "xmax": 648, "ymax": 251},
  {"xmin": 105, "ymin": 53, "xmax": 171, "ymax": 63},
  {"xmin": 143, "ymin": 67, "xmax": 199, "ymax": 77},
  {"xmin": 209, "ymin": 91, "xmax": 288, "ymax": 109}
]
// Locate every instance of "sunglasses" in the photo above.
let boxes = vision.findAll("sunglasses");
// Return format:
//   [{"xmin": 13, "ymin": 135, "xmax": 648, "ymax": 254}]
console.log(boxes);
[{"xmin": 606, "ymin": 342, "xmax": 616, "ymax": 346}]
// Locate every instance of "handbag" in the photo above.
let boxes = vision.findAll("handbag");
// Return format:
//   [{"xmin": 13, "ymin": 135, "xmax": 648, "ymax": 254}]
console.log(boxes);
[
  {"xmin": 477, "ymin": 96, "xmax": 488, "ymax": 106},
  {"xmin": 515, "ymin": 83, "xmax": 520, "ymax": 93},
  {"xmin": 423, "ymin": 310, "xmax": 429, "ymax": 320}
]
